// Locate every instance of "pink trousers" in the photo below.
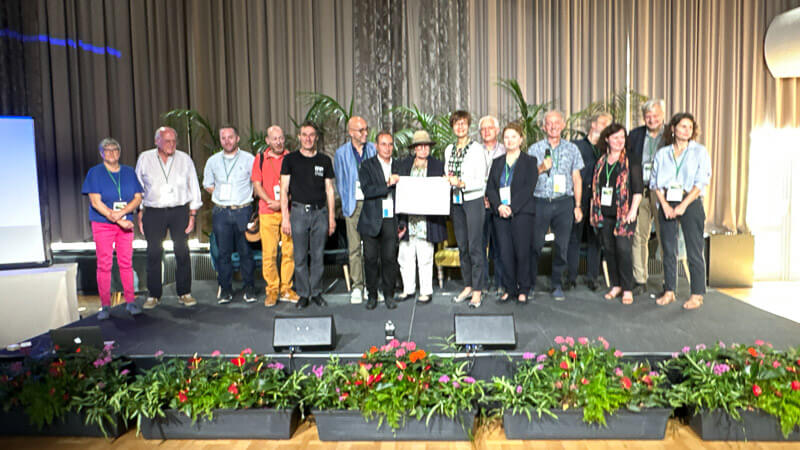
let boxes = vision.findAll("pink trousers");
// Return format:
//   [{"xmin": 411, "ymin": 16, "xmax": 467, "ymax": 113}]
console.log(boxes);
[{"xmin": 92, "ymin": 222, "xmax": 135, "ymax": 306}]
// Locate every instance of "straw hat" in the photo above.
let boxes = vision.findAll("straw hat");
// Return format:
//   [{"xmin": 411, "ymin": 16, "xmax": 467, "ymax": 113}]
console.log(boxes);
[{"xmin": 407, "ymin": 130, "xmax": 435, "ymax": 148}]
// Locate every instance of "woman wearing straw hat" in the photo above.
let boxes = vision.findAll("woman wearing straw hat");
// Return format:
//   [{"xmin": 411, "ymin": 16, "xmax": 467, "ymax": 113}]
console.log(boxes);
[{"xmin": 396, "ymin": 130, "xmax": 448, "ymax": 303}]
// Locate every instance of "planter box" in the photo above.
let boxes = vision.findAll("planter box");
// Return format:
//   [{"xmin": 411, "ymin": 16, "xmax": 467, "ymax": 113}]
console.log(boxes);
[
  {"xmin": 140, "ymin": 406, "xmax": 300, "ymax": 440},
  {"xmin": 312, "ymin": 409, "xmax": 475, "ymax": 441},
  {"xmin": 0, "ymin": 408, "xmax": 125, "ymax": 438},
  {"xmin": 503, "ymin": 408, "xmax": 671, "ymax": 440},
  {"xmin": 689, "ymin": 409, "xmax": 800, "ymax": 441}
]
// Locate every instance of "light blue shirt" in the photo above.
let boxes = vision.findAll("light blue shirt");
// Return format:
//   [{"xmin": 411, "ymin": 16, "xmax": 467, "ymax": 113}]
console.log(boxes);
[
  {"xmin": 649, "ymin": 140, "xmax": 711, "ymax": 195},
  {"xmin": 334, "ymin": 141, "xmax": 377, "ymax": 217},
  {"xmin": 527, "ymin": 138, "xmax": 584, "ymax": 198},
  {"xmin": 202, "ymin": 149, "xmax": 255, "ymax": 206}
]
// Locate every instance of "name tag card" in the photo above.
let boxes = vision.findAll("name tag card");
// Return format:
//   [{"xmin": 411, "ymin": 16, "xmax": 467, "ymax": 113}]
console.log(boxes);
[
  {"xmin": 553, "ymin": 174, "xmax": 566, "ymax": 194},
  {"xmin": 355, "ymin": 180, "xmax": 364, "ymax": 201},
  {"xmin": 499, "ymin": 186, "xmax": 511, "ymax": 205},
  {"xmin": 643, "ymin": 162, "xmax": 652, "ymax": 182},
  {"xmin": 112, "ymin": 201, "xmax": 127, "ymax": 211},
  {"xmin": 218, "ymin": 183, "xmax": 232, "ymax": 201},
  {"xmin": 601, "ymin": 187, "xmax": 614, "ymax": 206},
  {"xmin": 666, "ymin": 183, "xmax": 683, "ymax": 202},
  {"xmin": 382, "ymin": 198, "xmax": 394, "ymax": 218},
  {"xmin": 161, "ymin": 184, "xmax": 177, "ymax": 204},
  {"xmin": 273, "ymin": 184, "xmax": 281, "ymax": 201}
]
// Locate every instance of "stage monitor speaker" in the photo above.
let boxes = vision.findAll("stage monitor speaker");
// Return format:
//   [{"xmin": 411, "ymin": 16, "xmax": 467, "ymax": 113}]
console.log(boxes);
[
  {"xmin": 273, "ymin": 315, "xmax": 336, "ymax": 351},
  {"xmin": 454, "ymin": 314, "xmax": 516, "ymax": 349}
]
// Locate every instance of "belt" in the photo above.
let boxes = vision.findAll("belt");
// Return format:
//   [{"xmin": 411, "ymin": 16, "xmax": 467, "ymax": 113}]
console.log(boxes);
[
  {"xmin": 292, "ymin": 201, "xmax": 326, "ymax": 212},
  {"xmin": 214, "ymin": 203, "xmax": 250, "ymax": 210},
  {"xmin": 536, "ymin": 195, "xmax": 572, "ymax": 204}
]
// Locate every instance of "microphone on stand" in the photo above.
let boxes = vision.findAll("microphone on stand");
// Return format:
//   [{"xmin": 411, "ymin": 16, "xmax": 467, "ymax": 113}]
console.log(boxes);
[{"xmin": 544, "ymin": 148, "xmax": 551, "ymax": 176}]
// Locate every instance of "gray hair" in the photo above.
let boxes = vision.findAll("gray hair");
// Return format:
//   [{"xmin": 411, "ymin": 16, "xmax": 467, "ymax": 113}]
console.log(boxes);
[
  {"xmin": 154, "ymin": 126, "xmax": 177, "ymax": 142},
  {"xmin": 542, "ymin": 109, "xmax": 565, "ymax": 123},
  {"xmin": 588, "ymin": 111, "xmax": 613, "ymax": 131},
  {"xmin": 478, "ymin": 115, "xmax": 500, "ymax": 129},
  {"xmin": 641, "ymin": 99, "xmax": 666, "ymax": 116},
  {"xmin": 98, "ymin": 137, "xmax": 121, "ymax": 153}
]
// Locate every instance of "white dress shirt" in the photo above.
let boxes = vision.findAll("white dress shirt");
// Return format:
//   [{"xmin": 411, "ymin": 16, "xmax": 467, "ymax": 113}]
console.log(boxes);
[{"xmin": 135, "ymin": 149, "xmax": 203, "ymax": 209}]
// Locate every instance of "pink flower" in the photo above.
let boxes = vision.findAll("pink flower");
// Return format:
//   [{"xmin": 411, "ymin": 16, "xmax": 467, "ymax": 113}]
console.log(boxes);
[
  {"xmin": 211, "ymin": 350, "xmax": 221, "ymax": 357},
  {"xmin": 602, "ymin": 341, "xmax": 609, "ymax": 350},
  {"xmin": 536, "ymin": 364, "xmax": 544, "ymax": 370},
  {"xmin": 397, "ymin": 373, "xmax": 403, "ymax": 381},
  {"xmin": 339, "ymin": 392, "xmax": 349, "ymax": 401},
  {"xmin": 154, "ymin": 350, "xmax": 164, "ymax": 357},
  {"xmin": 554, "ymin": 336, "xmax": 565, "ymax": 344},
  {"xmin": 438, "ymin": 375, "xmax": 450, "ymax": 383},
  {"xmin": 578, "ymin": 337, "xmax": 589, "ymax": 345},
  {"xmin": 389, "ymin": 339, "xmax": 400, "ymax": 349},
  {"xmin": 560, "ymin": 361, "xmax": 569, "ymax": 370},
  {"xmin": 772, "ymin": 360, "xmax": 781, "ymax": 369},
  {"xmin": 241, "ymin": 348, "xmax": 253, "ymax": 355},
  {"xmin": 681, "ymin": 346, "xmax": 691, "ymax": 354},
  {"xmin": 671, "ymin": 352, "xmax": 679, "ymax": 358},
  {"xmin": 395, "ymin": 348, "xmax": 406, "ymax": 358},
  {"xmin": 696, "ymin": 344, "xmax": 706, "ymax": 351},
  {"xmin": 516, "ymin": 385, "xmax": 523, "ymax": 394},
  {"xmin": 522, "ymin": 352, "xmax": 535, "ymax": 360},
  {"xmin": 614, "ymin": 350, "xmax": 623, "ymax": 358},
  {"xmin": 755, "ymin": 339, "xmax": 765, "ymax": 346},
  {"xmin": 565, "ymin": 337, "xmax": 575, "ymax": 346},
  {"xmin": 615, "ymin": 367, "xmax": 624, "ymax": 377},
  {"xmin": 581, "ymin": 377, "xmax": 589, "ymax": 385},
  {"xmin": 463, "ymin": 376, "xmax": 475, "ymax": 384},
  {"xmin": 560, "ymin": 345, "xmax": 568, "ymax": 352},
  {"xmin": 554, "ymin": 381, "xmax": 563, "ymax": 389},
  {"xmin": 718, "ymin": 341, "xmax": 726, "ymax": 349},
  {"xmin": 403, "ymin": 341, "xmax": 417, "ymax": 351},
  {"xmin": 120, "ymin": 369, "xmax": 130, "ymax": 376},
  {"xmin": 452, "ymin": 381, "xmax": 460, "ymax": 388},
  {"xmin": 537, "ymin": 354, "xmax": 547, "ymax": 362}
]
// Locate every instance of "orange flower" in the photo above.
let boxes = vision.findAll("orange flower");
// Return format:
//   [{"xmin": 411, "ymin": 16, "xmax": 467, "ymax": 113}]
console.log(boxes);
[
  {"xmin": 409, "ymin": 350, "xmax": 427, "ymax": 363},
  {"xmin": 369, "ymin": 346, "xmax": 379, "ymax": 354},
  {"xmin": 747, "ymin": 347, "xmax": 758, "ymax": 357},
  {"xmin": 547, "ymin": 348, "xmax": 555, "ymax": 357}
]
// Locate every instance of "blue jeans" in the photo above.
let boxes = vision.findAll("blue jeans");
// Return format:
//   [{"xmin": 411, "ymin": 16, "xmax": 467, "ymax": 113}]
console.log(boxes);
[{"xmin": 213, "ymin": 205, "xmax": 255, "ymax": 291}]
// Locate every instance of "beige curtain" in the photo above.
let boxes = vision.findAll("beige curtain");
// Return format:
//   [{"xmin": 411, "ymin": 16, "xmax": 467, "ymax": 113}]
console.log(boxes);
[{"xmin": 471, "ymin": 0, "xmax": 800, "ymax": 233}]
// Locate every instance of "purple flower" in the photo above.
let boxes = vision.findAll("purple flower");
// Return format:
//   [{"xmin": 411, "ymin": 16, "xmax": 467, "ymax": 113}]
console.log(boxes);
[
  {"xmin": 522, "ymin": 352, "xmax": 535, "ymax": 360},
  {"xmin": 536, "ymin": 354, "xmax": 547, "ymax": 362},
  {"xmin": 696, "ymin": 344, "xmax": 707, "ymax": 351},
  {"xmin": 516, "ymin": 385, "xmax": 523, "ymax": 394},
  {"xmin": 312, "ymin": 365, "xmax": 324, "ymax": 379},
  {"xmin": 681, "ymin": 346, "xmax": 691, "ymax": 354},
  {"xmin": 120, "ymin": 369, "xmax": 130, "ymax": 376},
  {"xmin": 614, "ymin": 367, "xmax": 624, "ymax": 377},
  {"xmin": 452, "ymin": 381, "xmax": 460, "ymax": 388},
  {"xmin": 438, "ymin": 375, "xmax": 450, "ymax": 383},
  {"xmin": 649, "ymin": 371, "xmax": 659, "ymax": 377},
  {"xmin": 713, "ymin": 363, "xmax": 730, "ymax": 375},
  {"xmin": 154, "ymin": 350, "xmax": 165, "ymax": 357},
  {"xmin": 93, "ymin": 359, "xmax": 106, "ymax": 368},
  {"xmin": 554, "ymin": 336, "xmax": 565, "ymax": 344},
  {"xmin": 103, "ymin": 342, "xmax": 115, "ymax": 352},
  {"xmin": 463, "ymin": 376, "xmax": 475, "ymax": 384},
  {"xmin": 267, "ymin": 362, "xmax": 285, "ymax": 370},
  {"xmin": 578, "ymin": 337, "xmax": 589, "ymax": 345}
]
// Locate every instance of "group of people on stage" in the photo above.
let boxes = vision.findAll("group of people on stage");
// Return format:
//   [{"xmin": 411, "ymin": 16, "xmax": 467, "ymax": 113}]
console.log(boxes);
[{"xmin": 82, "ymin": 97, "xmax": 711, "ymax": 319}]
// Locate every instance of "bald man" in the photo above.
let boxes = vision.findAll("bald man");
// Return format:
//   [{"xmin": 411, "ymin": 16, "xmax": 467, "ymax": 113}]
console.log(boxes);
[{"xmin": 334, "ymin": 116, "xmax": 377, "ymax": 304}]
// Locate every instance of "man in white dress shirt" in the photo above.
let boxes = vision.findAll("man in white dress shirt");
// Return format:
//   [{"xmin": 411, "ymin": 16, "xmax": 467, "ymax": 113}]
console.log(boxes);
[{"xmin": 135, "ymin": 126, "xmax": 203, "ymax": 309}]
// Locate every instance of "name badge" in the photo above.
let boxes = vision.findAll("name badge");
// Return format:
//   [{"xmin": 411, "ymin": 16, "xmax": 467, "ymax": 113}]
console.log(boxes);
[
  {"xmin": 382, "ymin": 198, "xmax": 394, "ymax": 218},
  {"xmin": 642, "ymin": 162, "xmax": 652, "ymax": 182},
  {"xmin": 553, "ymin": 174, "xmax": 567, "ymax": 194},
  {"xmin": 452, "ymin": 189, "xmax": 463, "ymax": 205},
  {"xmin": 666, "ymin": 183, "xmax": 683, "ymax": 202},
  {"xmin": 161, "ymin": 184, "xmax": 177, "ymax": 203},
  {"xmin": 601, "ymin": 187, "xmax": 614, "ymax": 207},
  {"xmin": 314, "ymin": 165, "xmax": 324, "ymax": 177},
  {"xmin": 112, "ymin": 201, "xmax": 127, "ymax": 211},
  {"xmin": 499, "ymin": 186, "xmax": 511, "ymax": 205},
  {"xmin": 355, "ymin": 180, "xmax": 364, "ymax": 201},
  {"xmin": 218, "ymin": 183, "xmax": 232, "ymax": 201},
  {"xmin": 273, "ymin": 184, "xmax": 281, "ymax": 201}
]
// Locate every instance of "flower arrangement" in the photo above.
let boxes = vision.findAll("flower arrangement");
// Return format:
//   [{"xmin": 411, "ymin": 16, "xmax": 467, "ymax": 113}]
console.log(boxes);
[
  {"xmin": 302, "ymin": 339, "xmax": 486, "ymax": 430},
  {"xmin": 0, "ymin": 343, "xmax": 129, "ymax": 437},
  {"xmin": 664, "ymin": 340, "xmax": 800, "ymax": 437},
  {"xmin": 491, "ymin": 336, "xmax": 669, "ymax": 425},
  {"xmin": 122, "ymin": 348, "xmax": 306, "ymax": 430}
]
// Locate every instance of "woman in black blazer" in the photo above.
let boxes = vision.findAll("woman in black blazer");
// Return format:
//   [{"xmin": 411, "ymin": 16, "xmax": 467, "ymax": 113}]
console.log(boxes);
[{"xmin": 486, "ymin": 122, "xmax": 538, "ymax": 303}]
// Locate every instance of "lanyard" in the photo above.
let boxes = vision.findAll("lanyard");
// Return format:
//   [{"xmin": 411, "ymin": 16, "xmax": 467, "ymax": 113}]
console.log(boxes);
[
  {"xmin": 604, "ymin": 160, "xmax": 618, "ymax": 187},
  {"xmin": 671, "ymin": 145, "xmax": 687, "ymax": 178},
  {"xmin": 646, "ymin": 135, "xmax": 659, "ymax": 161},
  {"xmin": 503, "ymin": 160, "xmax": 516, "ymax": 186},
  {"xmin": 105, "ymin": 167, "xmax": 122, "ymax": 200},
  {"xmin": 549, "ymin": 145, "xmax": 560, "ymax": 172},
  {"xmin": 158, "ymin": 156, "xmax": 173, "ymax": 183},
  {"xmin": 223, "ymin": 153, "xmax": 240, "ymax": 182}
]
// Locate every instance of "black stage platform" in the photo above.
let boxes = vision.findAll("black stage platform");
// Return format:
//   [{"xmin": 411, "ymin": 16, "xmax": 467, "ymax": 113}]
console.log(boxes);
[{"xmin": 46, "ymin": 275, "xmax": 799, "ymax": 358}]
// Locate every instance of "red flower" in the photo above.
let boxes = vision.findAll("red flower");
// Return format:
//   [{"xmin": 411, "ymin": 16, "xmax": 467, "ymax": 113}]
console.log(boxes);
[
  {"xmin": 231, "ymin": 357, "xmax": 245, "ymax": 367},
  {"xmin": 747, "ymin": 347, "xmax": 758, "ymax": 357},
  {"xmin": 581, "ymin": 377, "xmax": 589, "ymax": 385},
  {"xmin": 568, "ymin": 351, "xmax": 577, "ymax": 359},
  {"xmin": 560, "ymin": 361, "xmax": 569, "ymax": 370},
  {"xmin": 75, "ymin": 347, "xmax": 81, "ymax": 353},
  {"xmin": 791, "ymin": 380, "xmax": 800, "ymax": 391},
  {"xmin": 228, "ymin": 383, "xmax": 238, "ymax": 395},
  {"xmin": 642, "ymin": 375, "xmax": 653, "ymax": 386},
  {"xmin": 49, "ymin": 387, "xmax": 55, "ymax": 396},
  {"xmin": 396, "ymin": 360, "xmax": 407, "ymax": 370},
  {"xmin": 752, "ymin": 384, "xmax": 762, "ymax": 397},
  {"xmin": 188, "ymin": 357, "xmax": 202, "ymax": 368},
  {"xmin": 355, "ymin": 380, "xmax": 363, "ymax": 386},
  {"xmin": 621, "ymin": 377, "xmax": 632, "ymax": 389},
  {"xmin": 63, "ymin": 393, "xmax": 69, "ymax": 401},
  {"xmin": 178, "ymin": 391, "xmax": 188, "ymax": 403}
]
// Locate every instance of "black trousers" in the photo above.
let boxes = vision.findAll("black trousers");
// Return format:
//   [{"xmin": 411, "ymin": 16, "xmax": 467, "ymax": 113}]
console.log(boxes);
[
  {"xmin": 567, "ymin": 200, "xmax": 601, "ymax": 281},
  {"xmin": 495, "ymin": 213, "xmax": 534, "ymax": 296},
  {"xmin": 659, "ymin": 198, "xmax": 707, "ymax": 294},
  {"xmin": 452, "ymin": 198, "xmax": 486, "ymax": 290},
  {"xmin": 362, "ymin": 218, "xmax": 399, "ymax": 300},
  {"xmin": 530, "ymin": 196, "xmax": 574, "ymax": 288},
  {"xmin": 142, "ymin": 204, "xmax": 192, "ymax": 298},
  {"xmin": 598, "ymin": 217, "xmax": 634, "ymax": 291}
]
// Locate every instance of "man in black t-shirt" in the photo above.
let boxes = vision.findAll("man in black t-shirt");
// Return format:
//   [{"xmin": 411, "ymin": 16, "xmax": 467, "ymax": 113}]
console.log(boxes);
[{"xmin": 280, "ymin": 122, "xmax": 336, "ymax": 308}]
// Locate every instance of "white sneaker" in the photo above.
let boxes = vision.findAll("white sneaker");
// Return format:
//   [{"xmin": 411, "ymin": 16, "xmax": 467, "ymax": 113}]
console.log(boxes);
[
  {"xmin": 378, "ymin": 291, "xmax": 385, "ymax": 302},
  {"xmin": 350, "ymin": 288, "xmax": 363, "ymax": 304}
]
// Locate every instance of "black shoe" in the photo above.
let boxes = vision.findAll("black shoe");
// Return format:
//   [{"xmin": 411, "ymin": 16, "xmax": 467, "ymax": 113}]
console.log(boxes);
[
  {"xmin": 296, "ymin": 297, "xmax": 309, "ymax": 308},
  {"xmin": 632, "ymin": 283, "xmax": 647, "ymax": 295},
  {"xmin": 243, "ymin": 285, "xmax": 257, "ymax": 303},
  {"xmin": 218, "ymin": 289, "xmax": 233, "ymax": 304},
  {"xmin": 366, "ymin": 297, "xmax": 377, "ymax": 310},
  {"xmin": 563, "ymin": 279, "xmax": 576, "ymax": 291},
  {"xmin": 385, "ymin": 297, "xmax": 397, "ymax": 309},
  {"xmin": 311, "ymin": 295, "xmax": 327, "ymax": 307},
  {"xmin": 587, "ymin": 279, "xmax": 598, "ymax": 291}
]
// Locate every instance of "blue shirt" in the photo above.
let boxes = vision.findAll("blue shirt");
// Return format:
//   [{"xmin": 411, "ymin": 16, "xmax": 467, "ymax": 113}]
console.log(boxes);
[
  {"xmin": 202, "ymin": 149, "xmax": 255, "ymax": 206},
  {"xmin": 649, "ymin": 141, "xmax": 711, "ymax": 195},
  {"xmin": 527, "ymin": 138, "xmax": 584, "ymax": 198},
  {"xmin": 82, "ymin": 164, "xmax": 144, "ymax": 223},
  {"xmin": 334, "ymin": 141, "xmax": 377, "ymax": 217}
]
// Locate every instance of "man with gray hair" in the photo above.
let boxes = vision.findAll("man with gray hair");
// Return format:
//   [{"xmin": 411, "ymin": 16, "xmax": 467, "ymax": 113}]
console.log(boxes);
[
  {"xmin": 528, "ymin": 110, "xmax": 584, "ymax": 302},
  {"xmin": 627, "ymin": 99, "xmax": 666, "ymax": 295},
  {"xmin": 566, "ymin": 111, "xmax": 612, "ymax": 291},
  {"xmin": 479, "ymin": 115, "xmax": 506, "ymax": 295},
  {"xmin": 135, "ymin": 126, "xmax": 203, "ymax": 309}
]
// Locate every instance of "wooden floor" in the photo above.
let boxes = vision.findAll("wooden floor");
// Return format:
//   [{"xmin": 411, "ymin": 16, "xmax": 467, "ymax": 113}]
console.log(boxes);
[{"xmin": 1, "ymin": 418, "xmax": 798, "ymax": 449}]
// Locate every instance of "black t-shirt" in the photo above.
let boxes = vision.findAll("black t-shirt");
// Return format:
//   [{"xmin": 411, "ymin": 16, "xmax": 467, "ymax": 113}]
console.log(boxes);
[
  {"xmin": 280, "ymin": 151, "xmax": 334, "ymax": 207},
  {"xmin": 599, "ymin": 159, "xmax": 643, "ymax": 218}
]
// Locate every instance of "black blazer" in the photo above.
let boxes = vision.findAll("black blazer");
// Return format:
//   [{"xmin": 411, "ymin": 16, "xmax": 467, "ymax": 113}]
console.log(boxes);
[
  {"xmin": 395, "ymin": 156, "xmax": 448, "ymax": 244},
  {"xmin": 357, "ymin": 156, "xmax": 399, "ymax": 238},
  {"xmin": 486, "ymin": 152, "xmax": 538, "ymax": 216}
]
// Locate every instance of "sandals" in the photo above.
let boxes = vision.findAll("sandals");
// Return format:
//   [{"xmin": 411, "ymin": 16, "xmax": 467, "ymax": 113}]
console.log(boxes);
[
  {"xmin": 621, "ymin": 292, "xmax": 634, "ymax": 305},
  {"xmin": 656, "ymin": 291, "xmax": 676, "ymax": 306},
  {"xmin": 453, "ymin": 288, "xmax": 472, "ymax": 303},
  {"xmin": 498, "ymin": 293, "xmax": 511, "ymax": 303},
  {"xmin": 417, "ymin": 294, "xmax": 431, "ymax": 303},
  {"xmin": 604, "ymin": 287, "xmax": 622, "ymax": 300},
  {"xmin": 683, "ymin": 295, "xmax": 704, "ymax": 310},
  {"xmin": 468, "ymin": 292, "xmax": 482, "ymax": 308},
  {"xmin": 517, "ymin": 294, "xmax": 528, "ymax": 304}
]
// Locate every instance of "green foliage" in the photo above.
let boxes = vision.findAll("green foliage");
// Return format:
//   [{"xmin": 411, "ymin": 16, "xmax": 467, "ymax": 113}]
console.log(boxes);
[
  {"xmin": 0, "ymin": 344, "xmax": 130, "ymax": 438},
  {"xmin": 301, "ymin": 340, "xmax": 485, "ymax": 431},
  {"xmin": 162, "ymin": 108, "xmax": 220, "ymax": 156},
  {"xmin": 290, "ymin": 91, "xmax": 356, "ymax": 153},
  {"xmin": 391, "ymin": 105, "xmax": 456, "ymax": 160},
  {"xmin": 489, "ymin": 337, "xmax": 669, "ymax": 426},
  {"xmin": 496, "ymin": 78, "xmax": 550, "ymax": 144},
  {"xmin": 663, "ymin": 341, "xmax": 800, "ymax": 438}
]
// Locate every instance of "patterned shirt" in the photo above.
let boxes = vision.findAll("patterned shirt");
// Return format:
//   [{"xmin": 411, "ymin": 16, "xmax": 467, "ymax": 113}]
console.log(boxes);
[
  {"xmin": 527, "ymin": 138, "xmax": 584, "ymax": 199},
  {"xmin": 446, "ymin": 140, "xmax": 473, "ymax": 178},
  {"xmin": 408, "ymin": 165, "xmax": 427, "ymax": 239}
]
